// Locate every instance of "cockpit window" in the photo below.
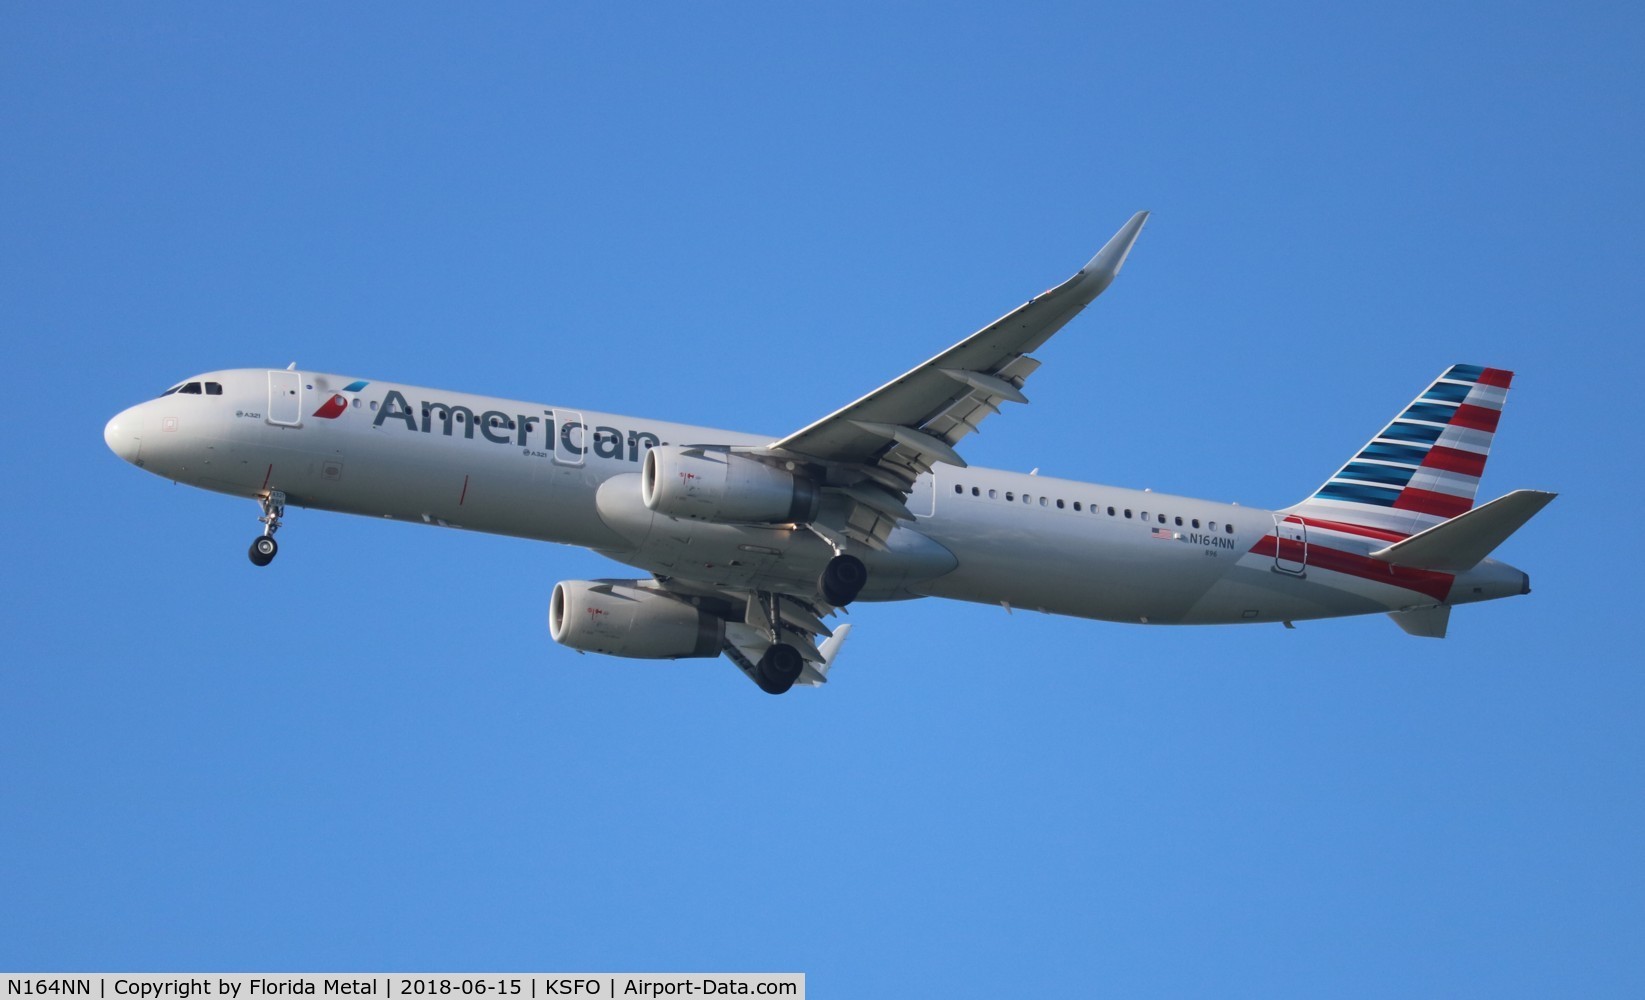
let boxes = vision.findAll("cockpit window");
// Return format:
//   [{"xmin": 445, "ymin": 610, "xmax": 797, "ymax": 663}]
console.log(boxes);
[
  {"xmin": 178, "ymin": 382, "xmax": 203, "ymax": 394},
  {"xmin": 205, "ymin": 382, "xmax": 223, "ymax": 395},
  {"xmin": 160, "ymin": 383, "xmax": 183, "ymax": 396}
]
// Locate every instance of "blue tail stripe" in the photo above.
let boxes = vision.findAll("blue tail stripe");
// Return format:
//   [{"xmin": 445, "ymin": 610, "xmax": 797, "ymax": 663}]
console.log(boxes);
[
  {"xmin": 1401, "ymin": 401, "xmax": 1460, "ymax": 424},
  {"xmin": 1315, "ymin": 482, "xmax": 1401, "ymax": 506},
  {"xmin": 1338, "ymin": 462, "xmax": 1417, "ymax": 487},
  {"xmin": 1445, "ymin": 364, "xmax": 1485, "ymax": 382},
  {"xmin": 1421, "ymin": 382, "xmax": 1472, "ymax": 404},
  {"xmin": 1381, "ymin": 422, "xmax": 1445, "ymax": 445},
  {"xmin": 1356, "ymin": 441, "xmax": 1429, "ymax": 465}
]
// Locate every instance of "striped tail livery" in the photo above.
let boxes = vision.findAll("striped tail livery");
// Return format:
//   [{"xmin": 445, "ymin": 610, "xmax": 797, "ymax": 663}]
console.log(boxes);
[{"xmin": 1290, "ymin": 364, "xmax": 1515, "ymax": 536}]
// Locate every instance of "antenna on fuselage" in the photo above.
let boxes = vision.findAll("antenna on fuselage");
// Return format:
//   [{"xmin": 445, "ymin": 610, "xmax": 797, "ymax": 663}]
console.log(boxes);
[{"xmin": 286, "ymin": 362, "xmax": 296, "ymax": 370}]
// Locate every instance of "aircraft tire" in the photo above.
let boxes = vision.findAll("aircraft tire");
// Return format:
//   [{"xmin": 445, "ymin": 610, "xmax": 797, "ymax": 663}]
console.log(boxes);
[
  {"xmin": 820, "ymin": 554, "xmax": 868, "ymax": 607},
  {"xmin": 249, "ymin": 536, "xmax": 278, "ymax": 566},
  {"xmin": 755, "ymin": 643, "xmax": 804, "ymax": 695}
]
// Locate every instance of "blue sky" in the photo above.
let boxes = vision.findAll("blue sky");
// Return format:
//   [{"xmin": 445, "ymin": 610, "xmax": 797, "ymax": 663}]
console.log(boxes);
[{"xmin": 3, "ymin": 2, "xmax": 1642, "ymax": 995}]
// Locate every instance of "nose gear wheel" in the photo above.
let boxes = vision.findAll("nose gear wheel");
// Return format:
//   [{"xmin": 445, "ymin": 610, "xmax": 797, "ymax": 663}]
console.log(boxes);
[{"xmin": 248, "ymin": 491, "xmax": 286, "ymax": 566}]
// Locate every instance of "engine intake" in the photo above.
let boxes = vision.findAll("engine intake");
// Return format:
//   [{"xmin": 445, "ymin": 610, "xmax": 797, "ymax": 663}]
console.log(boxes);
[
  {"xmin": 642, "ymin": 446, "xmax": 819, "ymax": 524},
  {"xmin": 549, "ymin": 580, "xmax": 725, "ymax": 659}
]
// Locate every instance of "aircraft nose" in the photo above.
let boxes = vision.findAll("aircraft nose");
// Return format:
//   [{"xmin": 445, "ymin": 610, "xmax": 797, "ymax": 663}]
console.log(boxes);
[{"xmin": 104, "ymin": 408, "xmax": 142, "ymax": 465}]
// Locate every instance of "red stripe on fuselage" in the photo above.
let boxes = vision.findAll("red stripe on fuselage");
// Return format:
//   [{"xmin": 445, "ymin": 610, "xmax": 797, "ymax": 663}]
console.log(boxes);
[
  {"xmin": 1290, "ymin": 517, "xmax": 1410, "ymax": 543},
  {"xmin": 1451, "ymin": 403, "xmax": 1501, "ymax": 432},
  {"xmin": 1393, "ymin": 487, "xmax": 1473, "ymax": 518},
  {"xmin": 1248, "ymin": 535, "xmax": 1454, "ymax": 602},
  {"xmin": 1421, "ymin": 445, "xmax": 1487, "ymax": 477}
]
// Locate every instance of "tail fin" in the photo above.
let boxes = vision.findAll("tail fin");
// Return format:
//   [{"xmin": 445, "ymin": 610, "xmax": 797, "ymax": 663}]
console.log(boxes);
[{"xmin": 1287, "ymin": 365, "xmax": 1513, "ymax": 537}]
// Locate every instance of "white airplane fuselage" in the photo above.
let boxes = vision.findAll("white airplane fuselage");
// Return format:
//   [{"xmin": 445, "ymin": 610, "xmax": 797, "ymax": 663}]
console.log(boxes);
[{"xmin": 103, "ymin": 368, "xmax": 1530, "ymax": 631}]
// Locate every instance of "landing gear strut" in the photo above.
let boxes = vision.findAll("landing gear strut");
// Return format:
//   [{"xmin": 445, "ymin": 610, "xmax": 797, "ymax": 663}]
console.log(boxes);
[
  {"xmin": 750, "ymin": 591, "xmax": 806, "ymax": 695},
  {"xmin": 248, "ymin": 491, "xmax": 285, "ymax": 567}
]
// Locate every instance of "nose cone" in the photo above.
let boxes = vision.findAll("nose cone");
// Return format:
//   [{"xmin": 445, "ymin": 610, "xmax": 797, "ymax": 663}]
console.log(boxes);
[{"xmin": 104, "ymin": 408, "xmax": 142, "ymax": 465}]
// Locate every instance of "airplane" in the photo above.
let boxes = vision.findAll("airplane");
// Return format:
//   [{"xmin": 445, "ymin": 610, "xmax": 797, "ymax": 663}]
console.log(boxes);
[{"xmin": 103, "ymin": 212, "xmax": 1555, "ymax": 693}]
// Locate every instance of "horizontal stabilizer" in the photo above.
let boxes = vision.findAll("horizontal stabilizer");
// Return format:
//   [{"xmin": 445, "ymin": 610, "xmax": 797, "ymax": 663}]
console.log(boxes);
[
  {"xmin": 1388, "ymin": 605, "xmax": 1451, "ymax": 638},
  {"xmin": 1370, "ymin": 490, "xmax": 1556, "ymax": 571}
]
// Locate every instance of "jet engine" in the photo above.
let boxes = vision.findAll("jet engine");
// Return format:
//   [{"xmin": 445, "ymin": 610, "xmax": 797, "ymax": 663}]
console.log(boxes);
[
  {"xmin": 642, "ymin": 446, "xmax": 819, "ymax": 524},
  {"xmin": 549, "ymin": 580, "xmax": 725, "ymax": 659}
]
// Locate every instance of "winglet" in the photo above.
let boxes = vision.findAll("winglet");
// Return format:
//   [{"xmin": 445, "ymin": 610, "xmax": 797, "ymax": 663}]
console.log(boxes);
[
  {"xmin": 817, "ymin": 624, "xmax": 852, "ymax": 673},
  {"xmin": 1077, "ymin": 210, "xmax": 1150, "ymax": 297}
]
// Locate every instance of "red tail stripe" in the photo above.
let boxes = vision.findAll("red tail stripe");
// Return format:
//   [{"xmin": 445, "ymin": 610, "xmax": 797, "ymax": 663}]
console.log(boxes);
[
  {"xmin": 1451, "ymin": 403, "xmax": 1501, "ymax": 433},
  {"xmin": 1478, "ymin": 368, "xmax": 1514, "ymax": 388},
  {"xmin": 1393, "ymin": 487, "xmax": 1473, "ymax": 519},
  {"xmin": 1249, "ymin": 536, "xmax": 1454, "ymax": 602},
  {"xmin": 1421, "ymin": 446, "xmax": 1487, "ymax": 477}
]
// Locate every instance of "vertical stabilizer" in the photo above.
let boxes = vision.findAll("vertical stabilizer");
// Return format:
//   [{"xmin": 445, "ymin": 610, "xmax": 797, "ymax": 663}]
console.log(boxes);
[{"xmin": 1287, "ymin": 365, "xmax": 1513, "ymax": 537}]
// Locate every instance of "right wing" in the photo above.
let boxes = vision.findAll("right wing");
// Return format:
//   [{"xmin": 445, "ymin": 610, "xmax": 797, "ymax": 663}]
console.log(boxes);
[{"xmin": 756, "ymin": 211, "xmax": 1149, "ymax": 547}]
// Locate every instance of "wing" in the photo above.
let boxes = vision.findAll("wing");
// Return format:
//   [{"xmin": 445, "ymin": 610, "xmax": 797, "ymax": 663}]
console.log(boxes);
[
  {"xmin": 757, "ymin": 211, "xmax": 1149, "ymax": 548},
  {"xmin": 647, "ymin": 575, "xmax": 852, "ymax": 688}
]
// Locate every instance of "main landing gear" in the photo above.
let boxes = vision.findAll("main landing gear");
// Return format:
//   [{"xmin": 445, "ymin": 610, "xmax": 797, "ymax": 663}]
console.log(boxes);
[
  {"xmin": 820, "ymin": 553, "xmax": 867, "ymax": 607},
  {"xmin": 754, "ymin": 643, "xmax": 804, "ymax": 695},
  {"xmin": 750, "ymin": 554, "xmax": 868, "ymax": 695},
  {"xmin": 248, "ymin": 491, "xmax": 285, "ymax": 567}
]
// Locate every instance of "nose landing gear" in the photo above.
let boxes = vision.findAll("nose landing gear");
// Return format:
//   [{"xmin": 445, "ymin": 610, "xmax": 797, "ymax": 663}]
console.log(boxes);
[{"xmin": 248, "ymin": 491, "xmax": 285, "ymax": 566}]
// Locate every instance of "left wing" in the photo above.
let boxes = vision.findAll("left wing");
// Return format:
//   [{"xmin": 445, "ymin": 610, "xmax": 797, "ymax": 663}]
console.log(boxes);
[{"xmin": 757, "ymin": 211, "xmax": 1149, "ymax": 548}]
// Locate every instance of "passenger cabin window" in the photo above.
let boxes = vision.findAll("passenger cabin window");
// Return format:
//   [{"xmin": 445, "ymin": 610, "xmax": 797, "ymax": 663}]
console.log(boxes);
[
  {"xmin": 954, "ymin": 484, "xmax": 963, "ymax": 494},
  {"xmin": 1039, "ymin": 497, "xmax": 1048, "ymax": 507},
  {"xmin": 1057, "ymin": 499, "xmax": 1065, "ymax": 509},
  {"xmin": 988, "ymin": 489, "xmax": 998, "ymax": 499},
  {"xmin": 1107, "ymin": 506, "xmax": 1116, "ymax": 516},
  {"xmin": 972, "ymin": 487, "xmax": 980, "ymax": 496},
  {"xmin": 1192, "ymin": 519, "xmax": 1201, "ymax": 529},
  {"xmin": 1005, "ymin": 492, "xmax": 1014, "ymax": 501},
  {"xmin": 1158, "ymin": 514, "xmax": 1167, "ymax": 524},
  {"xmin": 1175, "ymin": 516, "xmax": 1183, "ymax": 526},
  {"xmin": 1124, "ymin": 509, "xmax": 1133, "ymax": 519},
  {"xmin": 1225, "ymin": 523, "xmax": 1235, "ymax": 534},
  {"xmin": 1072, "ymin": 502, "xmax": 1081, "ymax": 511}
]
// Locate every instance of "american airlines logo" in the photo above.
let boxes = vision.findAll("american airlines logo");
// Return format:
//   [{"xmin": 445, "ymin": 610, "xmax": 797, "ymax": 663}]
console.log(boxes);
[
  {"xmin": 370, "ymin": 388, "xmax": 666, "ymax": 463},
  {"xmin": 312, "ymin": 381, "xmax": 371, "ymax": 419}
]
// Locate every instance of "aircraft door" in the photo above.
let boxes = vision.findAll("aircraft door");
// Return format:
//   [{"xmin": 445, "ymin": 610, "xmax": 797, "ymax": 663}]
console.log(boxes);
[
  {"xmin": 268, "ymin": 370, "xmax": 302, "ymax": 426},
  {"xmin": 1273, "ymin": 514, "xmax": 1307, "ymax": 575},
  {"xmin": 912, "ymin": 472, "xmax": 936, "ymax": 518},
  {"xmin": 552, "ymin": 410, "xmax": 586, "ymax": 466}
]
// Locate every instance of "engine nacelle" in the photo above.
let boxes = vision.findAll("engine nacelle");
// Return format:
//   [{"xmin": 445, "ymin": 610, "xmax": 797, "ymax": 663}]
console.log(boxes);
[
  {"xmin": 549, "ymin": 580, "xmax": 725, "ymax": 659},
  {"xmin": 642, "ymin": 446, "xmax": 819, "ymax": 524}
]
